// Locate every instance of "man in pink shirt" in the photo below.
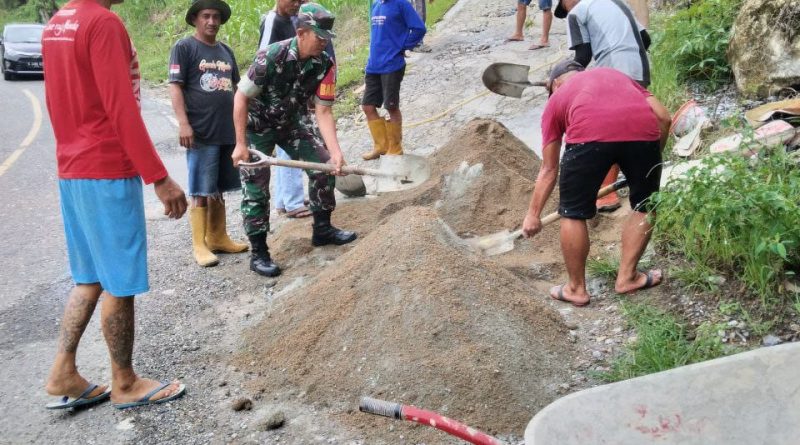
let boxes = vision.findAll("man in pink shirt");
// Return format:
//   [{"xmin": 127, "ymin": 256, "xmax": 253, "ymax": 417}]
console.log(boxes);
[
  {"xmin": 42, "ymin": 0, "xmax": 188, "ymax": 410},
  {"xmin": 521, "ymin": 60, "xmax": 672, "ymax": 307}
]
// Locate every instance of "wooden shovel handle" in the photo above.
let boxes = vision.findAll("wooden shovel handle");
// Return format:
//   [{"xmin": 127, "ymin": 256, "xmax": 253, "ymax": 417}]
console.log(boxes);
[
  {"xmin": 240, "ymin": 148, "xmax": 397, "ymax": 178},
  {"xmin": 510, "ymin": 178, "xmax": 629, "ymax": 239}
]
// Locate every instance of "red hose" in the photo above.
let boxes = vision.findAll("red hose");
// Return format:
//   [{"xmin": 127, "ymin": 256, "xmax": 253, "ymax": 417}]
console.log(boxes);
[{"xmin": 359, "ymin": 397, "xmax": 504, "ymax": 445}]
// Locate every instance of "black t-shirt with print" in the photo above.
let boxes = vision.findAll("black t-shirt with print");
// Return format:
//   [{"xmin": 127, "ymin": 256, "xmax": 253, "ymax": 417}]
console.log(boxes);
[{"xmin": 168, "ymin": 37, "xmax": 240, "ymax": 145}]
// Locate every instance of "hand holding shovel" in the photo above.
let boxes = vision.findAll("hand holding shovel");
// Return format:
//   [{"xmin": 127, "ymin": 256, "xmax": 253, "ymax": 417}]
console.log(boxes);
[{"xmin": 465, "ymin": 179, "xmax": 628, "ymax": 256}]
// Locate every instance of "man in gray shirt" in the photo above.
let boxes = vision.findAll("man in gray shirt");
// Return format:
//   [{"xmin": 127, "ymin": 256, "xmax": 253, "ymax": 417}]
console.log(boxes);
[
  {"xmin": 556, "ymin": 0, "xmax": 651, "ymax": 86},
  {"xmin": 554, "ymin": 0, "xmax": 652, "ymax": 211}
]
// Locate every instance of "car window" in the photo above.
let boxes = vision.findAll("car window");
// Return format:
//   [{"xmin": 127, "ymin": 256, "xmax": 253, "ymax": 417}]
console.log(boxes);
[{"xmin": 4, "ymin": 26, "xmax": 44, "ymax": 43}]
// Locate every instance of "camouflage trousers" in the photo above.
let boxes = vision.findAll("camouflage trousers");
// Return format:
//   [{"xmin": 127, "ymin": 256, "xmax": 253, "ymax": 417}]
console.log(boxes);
[{"xmin": 239, "ymin": 116, "xmax": 336, "ymax": 236}]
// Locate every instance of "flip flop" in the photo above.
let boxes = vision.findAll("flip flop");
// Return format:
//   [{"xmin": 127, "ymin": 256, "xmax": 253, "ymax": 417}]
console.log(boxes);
[
  {"xmin": 528, "ymin": 43, "xmax": 550, "ymax": 50},
  {"xmin": 46, "ymin": 383, "xmax": 111, "ymax": 410},
  {"xmin": 285, "ymin": 207, "xmax": 312, "ymax": 218},
  {"xmin": 618, "ymin": 270, "xmax": 662, "ymax": 295},
  {"xmin": 549, "ymin": 285, "xmax": 590, "ymax": 307},
  {"xmin": 113, "ymin": 382, "xmax": 186, "ymax": 410},
  {"xmin": 505, "ymin": 37, "xmax": 524, "ymax": 42}
]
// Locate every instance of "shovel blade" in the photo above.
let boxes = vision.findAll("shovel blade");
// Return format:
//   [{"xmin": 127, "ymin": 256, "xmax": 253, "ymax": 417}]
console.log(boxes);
[
  {"xmin": 335, "ymin": 174, "xmax": 367, "ymax": 197},
  {"xmin": 482, "ymin": 63, "xmax": 534, "ymax": 98},
  {"xmin": 465, "ymin": 229, "xmax": 517, "ymax": 256},
  {"xmin": 364, "ymin": 154, "xmax": 431, "ymax": 193}
]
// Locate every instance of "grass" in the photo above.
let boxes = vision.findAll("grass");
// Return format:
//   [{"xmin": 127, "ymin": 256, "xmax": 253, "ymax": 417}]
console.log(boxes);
[
  {"xmin": 652, "ymin": 147, "xmax": 800, "ymax": 305},
  {"xmin": 587, "ymin": 256, "xmax": 619, "ymax": 281},
  {"xmin": 600, "ymin": 303, "xmax": 730, "ymax": 382},
  {"xmin": 650, "ymin": 0, "xmax": 743, "ymax": 92},
  {"xmin": 669, "ymin": 263, "xmax": 723, "ymax": 293}
]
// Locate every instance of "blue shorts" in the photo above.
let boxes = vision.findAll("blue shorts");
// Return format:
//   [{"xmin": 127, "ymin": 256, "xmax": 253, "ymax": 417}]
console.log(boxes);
[
  {"xmin": 519, "ymin": 0, "xmax": 552, "ymax": 9},
  {"xmin": 187, "ymin": 143, "xmax": 241, "ymax": 197},
  {"xmin": 59, "ymin": 178, "xmax": 148, "ymax": 297}
]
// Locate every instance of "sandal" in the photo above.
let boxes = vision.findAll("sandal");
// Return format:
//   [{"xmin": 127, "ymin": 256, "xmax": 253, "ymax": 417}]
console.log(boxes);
[
  {"xmin": 617, "ymin": 270, "xmax": 663, "ymax": 295},
  {"xmin": 549, "ymin": 285, "xmax": 590, "ymax": 307},
  {"xmin": 285, "ymin": 207, "xmax": 312, "ymax": 218}
]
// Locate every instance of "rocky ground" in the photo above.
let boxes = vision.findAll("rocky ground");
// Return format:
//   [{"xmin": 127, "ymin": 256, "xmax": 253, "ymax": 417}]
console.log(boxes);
[{"xmin": 3, "ymin": 0, "xmax": 798, "ymax": 444}]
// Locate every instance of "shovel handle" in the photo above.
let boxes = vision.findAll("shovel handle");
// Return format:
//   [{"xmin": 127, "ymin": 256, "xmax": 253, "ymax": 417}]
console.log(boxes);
[
  {"xmin": 240, "ymin": 149, "xmax": 400, "ymax": 178},
  {"xmin": 512, "ymin": 178, "xmax": 629, "ymax": 239}
]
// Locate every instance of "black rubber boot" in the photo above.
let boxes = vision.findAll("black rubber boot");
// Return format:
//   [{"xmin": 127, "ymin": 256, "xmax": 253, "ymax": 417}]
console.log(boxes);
[
  {"xmin": 311, "ymin": 210, "xmax": 357, "ymax": 246},
  {"xmin": 248, "ymin": 233, "xmax": 281, "ymax": 277}
]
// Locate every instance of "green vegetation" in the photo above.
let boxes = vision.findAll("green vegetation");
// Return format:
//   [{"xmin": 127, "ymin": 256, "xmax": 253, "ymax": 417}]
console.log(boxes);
[
  {"xmin": 650, "ymin": 0, "xmax": 743, "ymax": 94},
  {"xmin": 587, "ymin": 256, "xmax": 619, "ymax": 281},
  {"xmin": 111, "ymin": 0, "xmax": 454, "ymax": 89},
  {"xmin": 601, "ymin": 303, "xmax": 729, "ymax": 382},
  {"xmin": 653, "ymin": 148, "xmax": 800, "ymax": 305},
  {"xmin": 1, "ymin": 0, "xmax": 455, "ymax": 89},
  {"xmin": 648, "ymin": 0, "xmax": 743, "ymax": 110}
]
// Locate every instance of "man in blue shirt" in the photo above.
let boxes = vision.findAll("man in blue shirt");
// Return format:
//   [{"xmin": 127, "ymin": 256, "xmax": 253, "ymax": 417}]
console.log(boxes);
[{"xmin": 361, "ymin": 0, "xmax": 426, "ymax": 161}]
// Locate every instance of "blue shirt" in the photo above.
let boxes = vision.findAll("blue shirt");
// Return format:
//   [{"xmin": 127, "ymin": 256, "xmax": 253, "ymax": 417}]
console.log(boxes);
[{"xmin": 366, "ymin": 0, "xmax": 426, "ymax": 74}]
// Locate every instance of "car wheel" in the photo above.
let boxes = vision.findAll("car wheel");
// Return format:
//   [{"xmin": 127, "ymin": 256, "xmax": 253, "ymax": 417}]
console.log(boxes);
[{"xmin": 1, "ymin": 59, "xmax": 12, "ymax": 81}]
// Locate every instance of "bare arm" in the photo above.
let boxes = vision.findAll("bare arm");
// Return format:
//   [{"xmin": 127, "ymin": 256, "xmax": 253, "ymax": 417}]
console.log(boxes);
[
  {"xmin": 646, "ymin": 96, "xmax": 672, "ymax": 151},
  {"xmin": 522, "ymin": 139, "xmax": 561, "ymax": 238},
  {"xmin": 315, "ymin": 103, "xmax": 345, "ymax": 175},
  {"xmin": 231, "ymin": 91, "xmax": 251, "ymax": 166},
  {"xmin": 168, "ymin": 83, "xmax": 193, "ymax": 149}
]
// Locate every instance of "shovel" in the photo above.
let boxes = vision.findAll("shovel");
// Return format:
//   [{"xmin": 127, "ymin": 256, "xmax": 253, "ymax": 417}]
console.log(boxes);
[
  {"xmin": 482, "ymin": 63, "xmax": 547, "ymax": 98},
  {"xmin": 240, "ymin": 149, "xmax": 430, "ymax": 196},
  {"xmin": 465, "ymin": 179, "xmax": 628, "ymax": 256}
]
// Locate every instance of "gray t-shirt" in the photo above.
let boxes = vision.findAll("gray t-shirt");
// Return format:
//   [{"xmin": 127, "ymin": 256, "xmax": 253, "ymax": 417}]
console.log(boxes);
[
  {"xmin": 168, "ymin": 37, "xmax": 240, "ymax": 145},
  {"xmin": 566, "ymin": 0, "xmax": 650, "ymax": 86}
]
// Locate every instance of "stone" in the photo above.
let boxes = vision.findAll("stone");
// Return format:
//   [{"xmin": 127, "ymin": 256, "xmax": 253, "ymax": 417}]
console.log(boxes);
[
  {"xmin": 728, "ymin": 0, "xmax": 800, "ymax": 97},
  {"xmin": 258, "ymin": 411, "xmax": 286, "ymax": 431},
  {"xmin": 231, "ymin": 398, "xmax": 253, "ymax": 412},
  {"xmin": 762, "ymin": 334, "xmax": 782, "ymax": 347}
]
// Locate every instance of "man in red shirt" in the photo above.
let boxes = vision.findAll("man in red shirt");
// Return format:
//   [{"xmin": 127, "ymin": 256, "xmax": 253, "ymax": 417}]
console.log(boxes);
[
  {"xmin": 42, "ymin": 0, "xmax": 188, "ymax": 410},
  {"xmin": 521, "ymin": 61, "xmax": 672, "ymax": 307}
]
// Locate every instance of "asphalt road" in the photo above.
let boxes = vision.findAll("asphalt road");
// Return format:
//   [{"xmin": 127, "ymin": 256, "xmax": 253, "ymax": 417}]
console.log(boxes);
[{"xmin": 0, "ymin": 75, "xmax": 195, "ymax": 442}]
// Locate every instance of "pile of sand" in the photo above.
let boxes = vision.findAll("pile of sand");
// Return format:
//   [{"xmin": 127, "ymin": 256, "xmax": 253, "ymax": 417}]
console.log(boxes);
[
  {"xmin": 241, "ymin": 207, "xmax": 575, "ymax": 442},
  {"xmin": 240, "ymin": 118, "xmax": 581, "ymax": 442},
  {"xmin": 335, "ymin": 118, "xmax": 559, "ymax": 239}
]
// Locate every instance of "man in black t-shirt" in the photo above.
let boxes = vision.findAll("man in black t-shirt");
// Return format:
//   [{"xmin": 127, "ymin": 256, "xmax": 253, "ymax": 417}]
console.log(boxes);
[{"xmin": 168, "ymin": 0, "xmax": 248, "ymax": 267}]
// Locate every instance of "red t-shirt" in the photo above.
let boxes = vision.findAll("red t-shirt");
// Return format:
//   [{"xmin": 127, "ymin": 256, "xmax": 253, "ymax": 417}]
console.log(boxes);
[
  {"xmin": 541, "ymin": 68, "xmax": 662, "ymax": 147},
  {"xmin": 42, "ymin": 0, "xmax": 166, "ymax": 184}
]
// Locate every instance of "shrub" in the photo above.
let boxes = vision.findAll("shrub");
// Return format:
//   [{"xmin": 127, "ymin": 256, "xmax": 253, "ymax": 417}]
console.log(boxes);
[
  {"xmin": 652, "ymin": 147, "xmax": 800, "ymax": 304},
  {"xmin": 650, "ymin": 0, "xmax": 743, "ymax": 91}
]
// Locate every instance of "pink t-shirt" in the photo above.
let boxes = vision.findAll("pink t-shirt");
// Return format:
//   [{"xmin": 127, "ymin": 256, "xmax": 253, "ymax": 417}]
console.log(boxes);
[
  {"xmin": 42, "ymin": 0, "xmax": 166, "ymax": 184},
  {"xmin": 541, "ymin": 68, "xmax": 662, "ymax": 147}
]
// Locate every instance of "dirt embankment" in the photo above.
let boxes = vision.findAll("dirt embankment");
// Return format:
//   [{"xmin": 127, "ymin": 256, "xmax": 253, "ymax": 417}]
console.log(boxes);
[{"xmin": 237, "ymin": 119, "xmax": 578, "ymax": 443}]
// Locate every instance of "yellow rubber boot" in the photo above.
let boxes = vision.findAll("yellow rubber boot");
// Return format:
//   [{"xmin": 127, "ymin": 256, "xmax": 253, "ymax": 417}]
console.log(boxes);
[
  {"xmin": 385, "ymin": 120, "xmax": 403, "ymax": 155},
  {"xmin": 362, "ymin": 118, "xmax": 388, "ymax": 161},
  {"xmin": 190, "ymin": 207, "xmax": 219, "ymax": 267},
  {"xmin": 205, "ymin": 199, "xmax": 248, "ymax": 253}
]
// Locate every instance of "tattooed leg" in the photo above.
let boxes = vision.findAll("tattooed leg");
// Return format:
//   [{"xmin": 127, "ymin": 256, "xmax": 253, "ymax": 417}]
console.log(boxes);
[
  {"xmin": 101, "ymin": 293, "xmax": 182, "ymax": 404},
  {"xmin": 45, "ymin": 284, "xmax": 109, "ymax": 398}
]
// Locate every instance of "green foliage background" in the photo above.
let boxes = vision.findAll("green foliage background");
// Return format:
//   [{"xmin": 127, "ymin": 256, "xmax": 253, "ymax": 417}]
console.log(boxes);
[{"xmin": 2, "ymin": 0, "xmax": 455, "ymax": 91}]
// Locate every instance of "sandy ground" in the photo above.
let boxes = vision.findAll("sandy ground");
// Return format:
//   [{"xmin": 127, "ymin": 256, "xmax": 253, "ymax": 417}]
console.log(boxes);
[{"xmin": 0, "ymin": 1, "xmax": 665, "ymax": 444}]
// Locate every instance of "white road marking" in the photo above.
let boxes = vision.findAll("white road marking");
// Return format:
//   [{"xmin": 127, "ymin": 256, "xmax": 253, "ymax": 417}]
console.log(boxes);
[{"xmin": 0, "ymin": 88, "xmax": 43, "ymax": 177}]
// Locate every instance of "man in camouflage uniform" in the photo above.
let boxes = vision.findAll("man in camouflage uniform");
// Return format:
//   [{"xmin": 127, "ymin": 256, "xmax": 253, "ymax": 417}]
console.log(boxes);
[{"xmin": 232, "ymin": 2, "xmax": 356, "ymax": 277}]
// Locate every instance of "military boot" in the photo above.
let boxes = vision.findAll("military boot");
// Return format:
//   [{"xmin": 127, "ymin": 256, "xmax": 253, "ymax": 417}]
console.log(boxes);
[
  {"xmin": 311, "ymin": 210, "xmax": 357, "ymax": 246},
  {"xmin": 248, "ymin": 233, "xmax": 281, "ymax": 277}
]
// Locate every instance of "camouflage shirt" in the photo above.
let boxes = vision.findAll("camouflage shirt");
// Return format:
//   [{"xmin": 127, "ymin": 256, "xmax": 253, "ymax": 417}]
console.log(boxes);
[{"xmin": 238, "ymin": 37, "xmax": 336, "ymax": 134}]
